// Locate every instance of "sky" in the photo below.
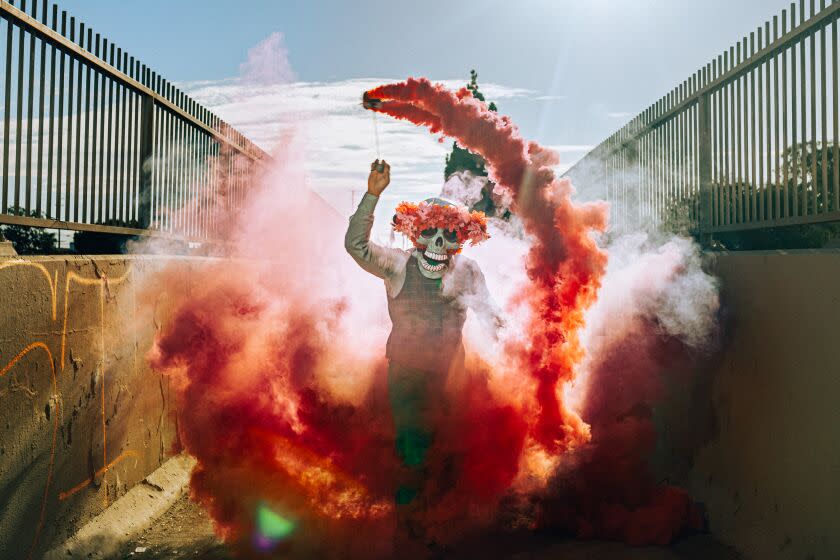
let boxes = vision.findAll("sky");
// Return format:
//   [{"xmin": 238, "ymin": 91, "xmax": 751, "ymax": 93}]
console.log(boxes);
[{"xmin": 56, "ymin": 0, "xmax": 800, "ymax": 219}]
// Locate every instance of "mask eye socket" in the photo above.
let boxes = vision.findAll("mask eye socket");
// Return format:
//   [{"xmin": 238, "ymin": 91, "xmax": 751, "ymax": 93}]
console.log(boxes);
[
  {"xmin": 420, "ymin": 228, "xmax": 437, "ymax": 237},
  {"xmin": 442, "ymin": 229, "xmax": 458, "ymax": 242}
]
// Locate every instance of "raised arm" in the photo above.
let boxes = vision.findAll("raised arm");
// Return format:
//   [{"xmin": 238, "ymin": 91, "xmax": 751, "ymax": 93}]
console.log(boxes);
[{"xmin": 344, "ymin": 160, "xmax": 407, "ymax": 281}]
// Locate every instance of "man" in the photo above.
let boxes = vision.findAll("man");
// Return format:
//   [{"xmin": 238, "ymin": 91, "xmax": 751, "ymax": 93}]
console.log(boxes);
[{"xmin": 344, "ymin": 159, "xmax": 502, "ymax": 538}]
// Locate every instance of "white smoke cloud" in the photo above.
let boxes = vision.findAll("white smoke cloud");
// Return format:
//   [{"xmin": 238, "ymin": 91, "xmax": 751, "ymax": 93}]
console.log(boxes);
[
  {"xmin": 584, "ymin": 232, "xmax": 720, "ymax": 355},
  {"xmin": 440, "ymin": 171, "xmax": 489, "ymax": 208}
]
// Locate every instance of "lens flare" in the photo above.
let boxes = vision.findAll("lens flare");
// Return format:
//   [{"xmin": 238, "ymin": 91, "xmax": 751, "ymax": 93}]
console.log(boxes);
[{"xmin": 253, "ymin": 502, "xmax": 295, "ymax": 551}]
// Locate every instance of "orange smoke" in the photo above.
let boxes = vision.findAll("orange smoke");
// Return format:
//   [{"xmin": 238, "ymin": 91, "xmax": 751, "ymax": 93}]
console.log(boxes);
[
  {"xmin": 366, "ymin": 78, "xmax": 609, "ymax": 453},
  {"xmin": 147, "ymin": 81, "xmax": 713, "ymax": 556}
]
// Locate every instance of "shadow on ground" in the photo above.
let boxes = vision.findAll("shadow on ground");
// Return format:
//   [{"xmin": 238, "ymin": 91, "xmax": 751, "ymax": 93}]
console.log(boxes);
[{"xmin": 117, "ymin": 495, "xmax": 740, "ymax": 560}]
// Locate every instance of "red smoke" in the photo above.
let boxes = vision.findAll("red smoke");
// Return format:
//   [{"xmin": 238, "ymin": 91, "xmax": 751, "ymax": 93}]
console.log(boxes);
[
  {"xmin": 147, "ymin": 80, "xmax": 708, "ymax": 556},
  {"xmin": 366, "ymin": 78, "xmax": 703, "ymax": 543},
  {"xmin": 366, "ymin": 78, "xmax": 608, "ymax": 453}
]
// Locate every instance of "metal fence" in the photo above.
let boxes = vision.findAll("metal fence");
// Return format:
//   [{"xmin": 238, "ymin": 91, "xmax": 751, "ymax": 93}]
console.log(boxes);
[
  {"xmin": 0, "ymin": 0, "xmax": 268, "ymax": 243},
  {"xmin": 565, "ymin": 0, "xmax": 840, "ymax": 236}
]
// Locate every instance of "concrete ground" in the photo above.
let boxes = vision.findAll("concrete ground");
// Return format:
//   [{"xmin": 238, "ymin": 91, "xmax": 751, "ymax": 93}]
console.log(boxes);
[{"xmin": 116, "ymin": 494, "xmax": 741, "ymax": 560}]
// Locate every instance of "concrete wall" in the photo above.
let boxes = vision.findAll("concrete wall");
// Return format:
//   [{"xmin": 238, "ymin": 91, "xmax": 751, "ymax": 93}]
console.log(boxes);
[
  {"xmin": 2, "ymin": 250, "xmax": 838, "ymax": 559},
  {"xmin": 686, "ymin": 250, "xmax": 840, "ymax": 560},
  {"xmin": 0, "ymin": 255, "xmax": 193, "ymax": 558}
]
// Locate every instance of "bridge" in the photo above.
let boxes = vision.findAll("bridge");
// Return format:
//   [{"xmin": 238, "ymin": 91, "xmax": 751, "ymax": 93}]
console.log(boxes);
[{"xmin": 0, "ymin": 0, "xmax": 837, "ymax": 559}]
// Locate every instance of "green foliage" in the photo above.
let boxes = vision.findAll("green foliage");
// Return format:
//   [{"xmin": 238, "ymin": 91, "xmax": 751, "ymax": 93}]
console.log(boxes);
[
  {"xmin": 660, "ymin": 143, "xmax": 840, "ymax": 249},
  {"xmin": 443, "ymin": 70, "xmax": 496, "ymax": 181},
  {"xmin": 73, "ymin": 219, "xmax": 142, "ymax": 254},
  {"xmin": 1, "ymin": 207, "xmax": 57, "ymax": 255},
  {"xmin": 443, "ymin": 70, "xmax": 510, "ymax": 218}
]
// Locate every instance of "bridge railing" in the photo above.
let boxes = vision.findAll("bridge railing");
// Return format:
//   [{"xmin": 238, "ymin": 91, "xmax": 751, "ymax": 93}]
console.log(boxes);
[
  {"xmin": 0, "ymin": 0, "xmax": 268, "ymax": 243},
  {"xmin": 565, "ymin": 0, "xmax": 840, "ymax": 236}
]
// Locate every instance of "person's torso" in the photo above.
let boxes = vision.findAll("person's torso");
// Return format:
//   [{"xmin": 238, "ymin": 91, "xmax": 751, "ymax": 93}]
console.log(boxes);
[{"xmin": 386, "ymin": 255, "xmax": 467, "ymax": 373}]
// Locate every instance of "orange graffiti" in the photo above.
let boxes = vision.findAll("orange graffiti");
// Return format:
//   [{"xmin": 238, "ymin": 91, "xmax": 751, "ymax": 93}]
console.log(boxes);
[
  {"xmin": 0, "ymin": 260, "xmax": 57, "ymax": 320},
  {"xmin": 0, "ymin": 259, "xmax": 137, "ymax": 556},
  {"xmin": 58, "ymin": 268, "xmax": 131, "ymax": 507},
  {"xmin": 58, "ymin": 450, "xmax": 140, "ymax": 501}
]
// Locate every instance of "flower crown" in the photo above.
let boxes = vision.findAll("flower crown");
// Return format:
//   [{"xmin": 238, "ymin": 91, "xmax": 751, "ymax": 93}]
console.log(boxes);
[{"xmin": 392, "ymin": 199, "xmax": 490, "ymax": 247}]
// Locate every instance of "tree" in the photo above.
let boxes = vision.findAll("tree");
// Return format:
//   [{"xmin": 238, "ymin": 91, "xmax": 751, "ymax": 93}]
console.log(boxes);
[
  {"xmin": 73, "ymin": 218, "xmax": 142, "ymax": 254},
  {"xmin": 1, "ymin": 207, "xmax": 57, "ymax": 254},
  {"xmin": 444, "ymin": 70, "xmax": 508, "ymax": 218}
]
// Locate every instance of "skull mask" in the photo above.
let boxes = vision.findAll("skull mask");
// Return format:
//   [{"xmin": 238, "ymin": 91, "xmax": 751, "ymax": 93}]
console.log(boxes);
[
  {"xmin": 393, "ymin": 196, "xmax": 489, "ymax": 280},
  {"xmin": 416, "ymin": 225, "xmax": 461, "ymax": 278},
  {"xmin": 412, "ymin": 197, "xmax": 462, "ymax": 279}
]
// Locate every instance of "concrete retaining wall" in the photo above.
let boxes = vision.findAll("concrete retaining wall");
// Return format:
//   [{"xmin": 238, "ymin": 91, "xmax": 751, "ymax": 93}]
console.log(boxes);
[
  {"xmin": 687, "ymin": 250, "xmax": 840, "ymax": 560},
  {"xmin": 0, "ymin": 255, "xmax": 194, "ymax": 558},
  {"xmin": 2, "ymin": 250, "xmax": 838, "ymax": 559}
]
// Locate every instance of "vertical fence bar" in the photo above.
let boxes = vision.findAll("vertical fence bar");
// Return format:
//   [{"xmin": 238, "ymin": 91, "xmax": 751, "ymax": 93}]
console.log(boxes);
[
  {"xmin": 726, "ymin": 49, "xmax": 733, "ymax": 225},
  {"xmin": 152, "ymin": 72, "xmax": 162, "ymax": 226},
  {"xmin": 91, "ymin": 32, "xmax": 100, "ymax": 221},
  {"xmin": 55, "ymin": 10, "xmax": 65, "ymax": 221},
  {"xmin": 181, "ymin": 92, "xmax": 189, "ymax": 234},
  {"xmin": 63, "ymin": 15, "xmax": 74, "ymax": 221},
  {"xmin": 113, "ymin": 46, "xmax": 122, "ymax": 221},
  {"xmin": 35, "ymin": 0, "xmax": 46, "ymax": 215},
  {"xmin": 105, "ymin": 41, "xmax": 113, "ymax": 221},
  {"xmin": 716, "ymin": 58, "xmax": 723, "ymax": 226},
  {"xmin": 82, "ymin": 27, "xmax": 91, "ymax": 221},
  {"xmin": 190, "ymin": 102, "xmax": 198, "ymax": 236},
  {"xmin": 786, "ymin": 8, "xmax": 795, "ymax": 218},
  {"xmin": 14, "ymin": 0, "xmax": 25, "ymax": 212},
  {"xmin": 810, "ymin": 0, "xmax": 818, "ymax": 213},
  {"xmin": 764, "ymin": 20, "xmax": 778, "ymax": 219},
  {"xmin": 698, "ymin": 85, "xmax": 713, "ymax": 233},
  {"xmin": 819, "ymin": 0, "xmax": 828, "ymax": 212},
  {"xmin": 757, "ymin": 27, "xmax": 765, "ymax": 221},
  {"xmin": 177, "ymin": 91, "xmax": 185, "ymax": 233},
  {"xmin": 137, "ymin": 70, "xmax": 153, "ymax": 228},
  {"xmin": 736, "ymin": 41, "xmax": 743, "ymax": 223},
  {"xmin": 72, "ymin": 22, "xmax": 83, "ymax": 223},
  {"xmin": 25, "ymin": 0, "xmax": 35, "ymax": 211},
  {"xmin": 834, "ymin": 11, "xmax": 839, "ymax": 212},
  {"xmin": 97, "ymin": 37, "xmax": 106, "ymax": 222},
  {"xmin": 118, "ymin": 48, "xmax": 127, "ymax": 222},
  {"xmin": 45, "ymin": 3, "xmax": 56, "ymax": 218},
  {"xmin": 2, "ymin": 4, "xmax": 12, "ymax": 212},
  {"xmin": 799, "ymin": 1, "xmax": 808, "ymax": 216},
  {"xmin": 165, "ymin": 82, "xmax": 174, "ymax": 231},
  {"xmin": 129, "ymin": 57, "xmax": 139, "ymax": 221},
  {"xmin": 749, "ymin": 32, "xmax": 757, "ymax": 222}
]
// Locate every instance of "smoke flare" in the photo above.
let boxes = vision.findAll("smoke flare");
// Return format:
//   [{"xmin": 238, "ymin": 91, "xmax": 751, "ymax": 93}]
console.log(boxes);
[
  {"xmin": 366, "ymin": 78, "xmax": 609, "ymax": 453},
  {"xmin": 147, "ymin": 78, "xmax": 718, "ymax": 556}
]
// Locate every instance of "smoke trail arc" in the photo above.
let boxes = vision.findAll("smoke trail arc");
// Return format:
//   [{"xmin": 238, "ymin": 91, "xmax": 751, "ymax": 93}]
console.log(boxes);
[{"xmin": 366, "ymin": 78, "xmax": 609, "ymax": 453}]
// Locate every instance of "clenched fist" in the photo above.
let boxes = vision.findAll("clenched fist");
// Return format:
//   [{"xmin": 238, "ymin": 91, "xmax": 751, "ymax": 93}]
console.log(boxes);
[{"xmin": 367, "ymin": 160, "xmax": 390, "ymax": 197}]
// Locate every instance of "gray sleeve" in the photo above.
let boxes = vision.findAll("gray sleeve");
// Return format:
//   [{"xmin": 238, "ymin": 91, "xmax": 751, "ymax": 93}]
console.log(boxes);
[{"xmin": 344, "ymin": 192, "xmax": 406, "ymax": 281}]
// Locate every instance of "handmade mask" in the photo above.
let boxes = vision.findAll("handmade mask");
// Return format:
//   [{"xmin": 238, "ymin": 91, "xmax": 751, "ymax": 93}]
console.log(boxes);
[{"xmin": 392, "ymin": 197, "xmax": 489, "ymax": 277}]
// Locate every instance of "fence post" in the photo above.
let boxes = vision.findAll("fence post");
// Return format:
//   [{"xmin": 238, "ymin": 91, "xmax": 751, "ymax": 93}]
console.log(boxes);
[
  {"xmin": 137, "ymin": 76, "xmax": 154, "ymax": 228},
  {"xmin": 697, "ymin": 90, "xmax": 713, "ymax": 235}
]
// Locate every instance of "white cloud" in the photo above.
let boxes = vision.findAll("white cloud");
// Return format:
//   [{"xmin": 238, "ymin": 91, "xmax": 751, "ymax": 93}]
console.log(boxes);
[
  {"xmin": 183, "ymin": 77, "xmax": 535, "ymax": 221},
  {"xmin": 606, "ymin": 111, "xmax": 632, "ymax": 119}
]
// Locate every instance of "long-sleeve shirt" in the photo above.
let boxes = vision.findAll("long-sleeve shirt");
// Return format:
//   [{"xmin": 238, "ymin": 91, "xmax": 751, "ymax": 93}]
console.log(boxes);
[{"xmin": 344, "ymin": 192, "xmax": 503, "ymax": 330}]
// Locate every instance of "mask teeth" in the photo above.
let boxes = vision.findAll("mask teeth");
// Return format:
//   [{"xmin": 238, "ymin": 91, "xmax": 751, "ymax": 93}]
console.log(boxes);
[
  {"xmin": 423, "ymin": 249, "xmax": 449, "ymax": 261},
  {"xmin": 420, "ymin": 258, "xmax": 446, "ymax": 272}
]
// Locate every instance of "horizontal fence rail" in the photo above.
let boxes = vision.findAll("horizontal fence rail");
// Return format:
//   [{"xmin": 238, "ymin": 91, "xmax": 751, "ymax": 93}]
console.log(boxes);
[
  {"xmin": 565, "ymin": 0, "xmax": 840, "ymax": 236},
  {"xmin": 0, "ymin": 0, "xmax": 268, "ymax": 243}
]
